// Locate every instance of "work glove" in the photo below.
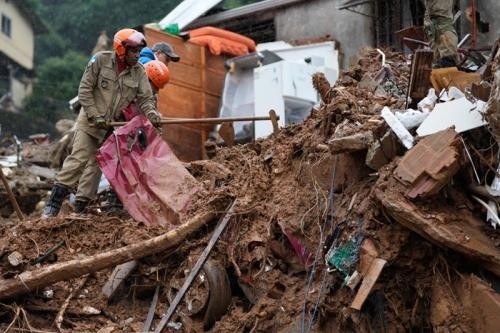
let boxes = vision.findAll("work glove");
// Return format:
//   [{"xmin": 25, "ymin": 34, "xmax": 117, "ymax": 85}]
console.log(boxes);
[
  {"xmin": 146, "ymin": 110, "xmax": 162, "ymax": 125},
  {"xmin": 94, "ymin": 116, "xmax": 107, "ymax": 129}
]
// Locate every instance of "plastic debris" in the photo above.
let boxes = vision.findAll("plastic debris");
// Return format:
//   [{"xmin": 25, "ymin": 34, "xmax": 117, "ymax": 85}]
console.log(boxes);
[{"xmin": 381, "ymin": 107, "xmax": 415, "ymax": 149}]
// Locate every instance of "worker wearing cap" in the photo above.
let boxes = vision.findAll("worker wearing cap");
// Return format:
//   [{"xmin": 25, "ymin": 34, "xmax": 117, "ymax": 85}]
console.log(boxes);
[
  {"xmin": 139, "ymin": 42, "xmax": 180, "ymax": 66},
  {"xmin": 423, "ymin": 0, "xmax": 458, "ymax": 67},
  {"xmin": 42, "ymin": 28, "xmax": 162, "ymax": 218}
]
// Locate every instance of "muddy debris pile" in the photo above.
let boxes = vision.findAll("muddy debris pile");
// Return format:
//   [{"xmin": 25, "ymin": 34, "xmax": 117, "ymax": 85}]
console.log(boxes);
[{"xmin": 1, "ymin": 47, "xmax": 500, "ymax": 332}]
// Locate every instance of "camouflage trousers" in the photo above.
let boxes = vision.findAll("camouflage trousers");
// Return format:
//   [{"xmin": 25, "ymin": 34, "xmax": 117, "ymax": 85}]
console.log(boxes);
[
  {"xmin": 56, "ymin": 128, "xmax": 102, "ymax": 201},
  {"xmin": 424, "ymin": 16, "xmax": 458, "ymax": 62}
]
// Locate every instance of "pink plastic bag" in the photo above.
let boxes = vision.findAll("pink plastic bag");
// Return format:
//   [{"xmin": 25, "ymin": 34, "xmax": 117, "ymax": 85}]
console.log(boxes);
[{"xmin": 96, "ymin": 115, "xmax": 200, "ymax": 227}]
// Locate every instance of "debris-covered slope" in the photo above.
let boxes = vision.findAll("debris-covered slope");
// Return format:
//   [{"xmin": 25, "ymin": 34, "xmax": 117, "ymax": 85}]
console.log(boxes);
[{"xmin": 1, "ymin": 48, "xmax": 499, "ymax": 333}]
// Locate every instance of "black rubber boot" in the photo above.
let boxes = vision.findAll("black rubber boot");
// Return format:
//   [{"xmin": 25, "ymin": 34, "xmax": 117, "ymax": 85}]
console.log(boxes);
[
  {"xmin": 104, "ymin": 190, "xmax": 123, "ymax": 213},
  {"xmin": 41, "ymin": 184, "xmax": 69, "ymax": 218},
  {"xmin": 74, "ymin": 199, "xmax": 89, "ymax": 214}
]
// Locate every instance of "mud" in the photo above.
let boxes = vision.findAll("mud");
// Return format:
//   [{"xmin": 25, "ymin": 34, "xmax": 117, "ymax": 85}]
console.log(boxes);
[{"xmin": 0, "ymin": 48, "xmax": 499, "ymax": 333}]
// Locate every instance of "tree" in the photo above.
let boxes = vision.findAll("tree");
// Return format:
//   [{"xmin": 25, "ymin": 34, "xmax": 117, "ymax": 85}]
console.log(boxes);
[{"xmin": 24, "ymin": 51, "xmax": 88, "ymax": 133}]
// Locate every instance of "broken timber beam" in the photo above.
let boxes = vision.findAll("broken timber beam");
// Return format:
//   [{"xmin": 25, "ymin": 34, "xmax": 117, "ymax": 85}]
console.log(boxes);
[
  {"xmin": 0, "ymin": 211, "xmax": 216, "ymax": 300},
  {"xmin": 0, "ymin": 166, "xmax": 24, "ymax": 221},
  {"xmin": 374, "ymin": 186, "xmax": 500, "ymax": 277}
]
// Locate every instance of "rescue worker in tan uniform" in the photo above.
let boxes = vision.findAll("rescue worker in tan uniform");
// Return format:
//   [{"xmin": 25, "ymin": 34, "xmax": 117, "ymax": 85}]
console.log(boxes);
[
  {"xmin": 42, "ymin": 28, "xmax": 161, "ymax": 218},
  {"xmin": 423, "ymin": 0, "xmax": 458, "ymax": 67}
]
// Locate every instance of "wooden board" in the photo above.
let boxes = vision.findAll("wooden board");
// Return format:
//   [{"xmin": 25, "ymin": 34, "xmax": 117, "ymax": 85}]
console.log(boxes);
[{"xmin": 144, "ymin": 27, "xmax": 227, "ymax": 161}]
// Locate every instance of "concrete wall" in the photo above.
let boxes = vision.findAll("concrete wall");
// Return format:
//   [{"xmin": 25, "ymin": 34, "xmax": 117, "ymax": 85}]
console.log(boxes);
[
  {"xmin": 459, "ymin": 0, "xmax": 500, "ymax": 47},
  {"xmin": 0, "ymin": 0, "xmax": 34, "ymax": 70},
  {"xmin": 275, "ymin": 0, "xmax": 374, "ymax": 69}
]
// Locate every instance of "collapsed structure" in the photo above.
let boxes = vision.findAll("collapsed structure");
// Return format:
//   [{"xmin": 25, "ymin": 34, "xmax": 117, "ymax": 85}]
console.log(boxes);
[{"xmin": 1, "ymin": 45, "xmax": 500, "ymax": 332}]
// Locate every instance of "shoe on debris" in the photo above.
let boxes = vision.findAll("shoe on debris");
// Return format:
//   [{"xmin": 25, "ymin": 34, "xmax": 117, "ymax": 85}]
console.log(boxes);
[
  {"xmin": 41, "ymin": 183, "xmax": 70, "ymax": 219},
  {"xmin": 433, "ymin": 57, "xmax": 457, "ymax": 69},
  {"xmin": 74, "ymin": 199, "xmax": 90, "ymax": 214}
]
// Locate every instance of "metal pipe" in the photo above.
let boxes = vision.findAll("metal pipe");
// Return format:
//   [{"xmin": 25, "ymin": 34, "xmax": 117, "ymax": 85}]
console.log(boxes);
[
  {"xmin": 107, "ymin": 115, "xmax": 279, "ymax": 127},
  {"xmin": 402, "ymin": 37, "xmax": 430, "ymax": 47},
  {"xmin": 457, "ymin": 33, "xmax": 471, "ymax": 48},
  {"xmin": 0, "ymin": 167, "xmax": 24, "ymax": 221},
  {"xmin": 376, "ymin": 48, "xmax": 386, "ymax": 67}
]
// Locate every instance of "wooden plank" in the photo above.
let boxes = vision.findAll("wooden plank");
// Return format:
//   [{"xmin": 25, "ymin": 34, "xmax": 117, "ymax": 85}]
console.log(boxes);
[
  {"xmin": 144, "ymin": 27, "xmax": 226, "ymax": 162},
  {"xmin": 163, "ymin": 124, "xmax": 203, "ymax": 161},
  {"xmin": 158, "ymin": 85, "xmax": 204, "ymax": 119},
  {"xmin": 168, "ymin": 63, "xmax": 203, "ymax": 88},
  {"xmin": 350, "ymin": 258, "xmax": 386, "ymax": 310},
  {"xmin": 101, "ymin": 260, "xmax": 139, "ymax": 300},
  {"xmin": 206, "ymin": 71, "xmax": 226, "ymax": 96}
]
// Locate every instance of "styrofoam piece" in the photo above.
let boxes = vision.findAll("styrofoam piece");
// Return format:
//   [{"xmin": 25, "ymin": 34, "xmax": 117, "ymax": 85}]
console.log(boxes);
[
  {"xmin": 417, "ymin": 88, "xmax": 437, "ymax": 111},
  {"xmin": 486, "ymin": 200, "xmax": 500, "ymax": 229},
  {"xmin": 381, "ymin": 107, "xmax": 414, "ymax": 149},
  {"xmin": 416, "ymin": 98, "xmax": 487, "ymax": 137},
  {"xmin": 395, "ymin": 108, "xmax": 430, "ymax": 130},
  {"xmin": 448, "ymin": 86, "xmax": 465, "ymax": 100},
  {"xmin": 158, "ymin": 0, "xmax": 222, "ymax": 30},
  {"xmin": 438, "ymin": 88, "xmax": 450, "ymax": 102},
  {"xmin": 0, "ymin": 155, "xmax": 18, "ymax": 167}
]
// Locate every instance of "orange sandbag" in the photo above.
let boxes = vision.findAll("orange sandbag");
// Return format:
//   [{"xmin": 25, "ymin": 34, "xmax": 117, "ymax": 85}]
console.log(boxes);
[
  {"xmin": 190, "ymin": 35, "xmax": 249, "ymax": 57},
  {"xmin": 189, "ymin": 26, "xmax": 256, "ymax": 52}
]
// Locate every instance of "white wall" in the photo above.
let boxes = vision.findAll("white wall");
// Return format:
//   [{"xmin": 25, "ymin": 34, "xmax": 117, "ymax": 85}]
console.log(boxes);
[{"xmin": 275, "ymin": 0, "xmax": 374, "ymax": 69}]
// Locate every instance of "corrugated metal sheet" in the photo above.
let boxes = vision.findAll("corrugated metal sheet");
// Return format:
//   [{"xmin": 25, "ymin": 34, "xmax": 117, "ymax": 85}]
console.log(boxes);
[
  {"xmin": 158, "ymin": 0, "xmax": 223, "ymax": 30},
  {"xmin": 187, "ymin": 0, "xmax": 305, "ymax": 29}
]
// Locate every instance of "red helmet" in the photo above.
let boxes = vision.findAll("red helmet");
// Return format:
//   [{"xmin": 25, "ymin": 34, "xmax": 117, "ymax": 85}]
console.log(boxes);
[
  {"xmin": 113, "ymin": 28, "xmax": 146, "ymax": 60},
  {"xmin": 144, "ymin": 60, "xmax": 170, "ymax": 90}
]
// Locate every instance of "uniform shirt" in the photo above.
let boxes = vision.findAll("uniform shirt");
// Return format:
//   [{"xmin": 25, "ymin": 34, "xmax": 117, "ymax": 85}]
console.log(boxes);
[
  {"xmin": 77, "ymin": 51, "xmax": 158, "ymax": 139},
  {"xmin": 424, "ymin": 0, "xmax": 454, "ymax": 19}
]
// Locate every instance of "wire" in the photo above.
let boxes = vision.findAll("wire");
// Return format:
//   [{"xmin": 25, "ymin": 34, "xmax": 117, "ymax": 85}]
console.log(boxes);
[{"xmin": 300, "ymin": 155, "xmax": 338, "ymax": 333}]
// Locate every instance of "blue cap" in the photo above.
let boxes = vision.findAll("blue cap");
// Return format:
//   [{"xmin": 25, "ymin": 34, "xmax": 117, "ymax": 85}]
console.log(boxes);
[{"xmin": 139, "ymin": 47, "xmax": 155, "ymax": 64}]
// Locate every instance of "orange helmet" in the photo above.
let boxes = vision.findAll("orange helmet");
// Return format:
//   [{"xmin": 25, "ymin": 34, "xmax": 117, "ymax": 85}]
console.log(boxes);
[
  {"xmin": 144, "ymin": 60, "xmax": 170, "ymax": 90},
  {"xmin": 113, "ymin": 28, "xmax": 146, "ymax": 60}
]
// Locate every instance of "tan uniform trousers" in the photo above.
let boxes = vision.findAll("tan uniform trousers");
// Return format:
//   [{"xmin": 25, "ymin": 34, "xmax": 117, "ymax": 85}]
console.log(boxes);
[
  {"xmin": 55, "ymin": 129, "xmax": 102, "ymax": 201},
  {"xmin": 424, "ymin": 0, "xmax": 458, "ymax": 62}
]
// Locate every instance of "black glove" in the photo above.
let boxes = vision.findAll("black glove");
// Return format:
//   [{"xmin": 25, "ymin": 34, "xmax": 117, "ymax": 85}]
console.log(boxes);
[{"xmin": 94, "ymin": 116, "xmax": 107, "ymax": 129}]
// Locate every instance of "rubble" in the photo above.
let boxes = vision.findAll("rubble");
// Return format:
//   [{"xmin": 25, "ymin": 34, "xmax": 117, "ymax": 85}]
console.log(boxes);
[
  {"xmin": 0, "ymin": 47, "xmax": 499, "ymax": 333},
  {"xmin": 394, "ymin": 128, "xmax": 461, "ymax": 198}
]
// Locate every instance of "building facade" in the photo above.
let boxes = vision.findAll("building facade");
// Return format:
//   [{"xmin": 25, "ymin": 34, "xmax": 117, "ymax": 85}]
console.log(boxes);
[{"xmin": 0, "ymin": 0, "xmax": 45, "ymax": 111}]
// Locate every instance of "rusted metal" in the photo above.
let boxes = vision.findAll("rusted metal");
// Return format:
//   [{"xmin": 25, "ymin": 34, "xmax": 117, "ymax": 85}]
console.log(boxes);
[
  {"xmin": 395, "ymin": 26, "xmax": 427, "ymax": 52},
  {"xmin": 0, "ymin": 166, "xmax": 24, "ymax": 221}
]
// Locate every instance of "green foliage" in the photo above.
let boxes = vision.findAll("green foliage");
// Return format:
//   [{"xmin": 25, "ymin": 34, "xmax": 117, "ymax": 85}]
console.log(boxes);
[
  {"xmin": 38, "ymin": 0, "xmax": 181, "ymax": 56},
  {"xmin": 34, "ymin": 28, "xmax": 69, "ymax": 65},
  {"xmin": 24, "ymin": 51, "xmax": 88, "ymax": 131},
  {"xmin": 223, "ymin": 0, "xmax": 262, "ymax": 9}
]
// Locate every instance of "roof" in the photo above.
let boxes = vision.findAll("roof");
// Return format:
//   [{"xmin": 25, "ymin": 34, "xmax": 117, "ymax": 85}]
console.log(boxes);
[
  {"xmin": 15, "ymin": 0, "xmax": 48, "ymax": 34},
  {"xmin": 187, "ymin": 0, "xmax": 306, "ymax": 29}
]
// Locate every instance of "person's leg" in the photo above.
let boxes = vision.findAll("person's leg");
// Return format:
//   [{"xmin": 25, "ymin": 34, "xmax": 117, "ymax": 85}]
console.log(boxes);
[
  {"xmin": 42, "ymin": 130, "xmax": 97, "ymax": 217},
  {"xmin": 74, "ymin": 159, "xmax": 102, "ymax": 213}
]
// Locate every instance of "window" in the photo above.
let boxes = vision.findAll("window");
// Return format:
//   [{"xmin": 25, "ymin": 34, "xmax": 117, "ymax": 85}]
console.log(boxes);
[{"xmin": 2, "ymin": 14, "xmax": 12, "ymax": 38}]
